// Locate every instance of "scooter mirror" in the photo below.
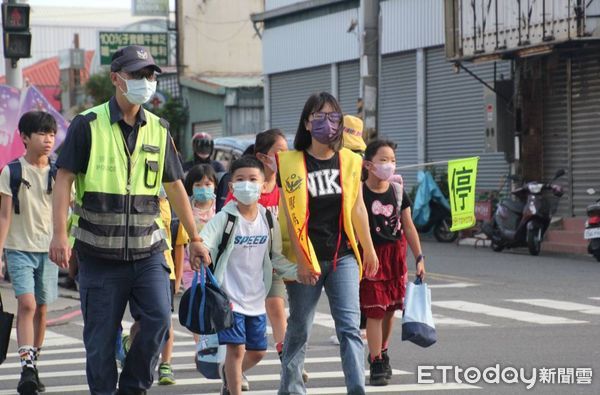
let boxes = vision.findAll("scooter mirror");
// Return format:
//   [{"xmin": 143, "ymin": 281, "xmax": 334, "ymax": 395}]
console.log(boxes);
[
  {"xmin": 554, "ymin": 169, "xmax": 566, "ymax": 179},
  {"xmin": 587, "ymin": 188, "xmax": 596, "ymax": 195}
]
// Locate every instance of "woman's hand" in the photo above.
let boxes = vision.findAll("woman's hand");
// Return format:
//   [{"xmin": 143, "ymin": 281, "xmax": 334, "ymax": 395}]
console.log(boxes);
[
  {"xmin": 297, "ymin": 262, "xmax": 319, "ymax": 286},
  {"xmin": 416, "ymin": 258, "xmax": 426, "ymax": 281},
  {"xmin": 362, "ymin": 247, "xmax": 379, "ymax": 278}
]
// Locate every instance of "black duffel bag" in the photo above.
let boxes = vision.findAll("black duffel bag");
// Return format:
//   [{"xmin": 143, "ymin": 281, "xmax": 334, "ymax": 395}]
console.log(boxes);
[{"xmin": 179, "ymin": 265, "xmax": 233, "ymax": 334}]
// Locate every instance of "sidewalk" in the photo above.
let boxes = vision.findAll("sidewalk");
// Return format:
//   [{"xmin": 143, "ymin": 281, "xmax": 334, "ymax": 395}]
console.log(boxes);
[{"xmin": 0, "ymin": 279, "xmax": 82, "ymax": 326}]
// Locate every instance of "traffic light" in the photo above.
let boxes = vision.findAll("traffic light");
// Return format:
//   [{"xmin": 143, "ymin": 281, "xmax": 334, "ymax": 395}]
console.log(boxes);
[{"xmin": 2, "ymin": 3, "xmax": 31, "ymax": 59}]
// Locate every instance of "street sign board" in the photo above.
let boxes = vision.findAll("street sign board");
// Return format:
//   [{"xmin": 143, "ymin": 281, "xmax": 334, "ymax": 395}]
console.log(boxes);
[
  {"xmin": 99, "ymin": 31, "xmax": 168, "ymax": 66},
  {"xmin": 448, "ymin": 157, "xmax": 479, "ymax": 231},
  {"xmin": 131, "ymin": 0, "xmax": 169, "ymax": 17}
]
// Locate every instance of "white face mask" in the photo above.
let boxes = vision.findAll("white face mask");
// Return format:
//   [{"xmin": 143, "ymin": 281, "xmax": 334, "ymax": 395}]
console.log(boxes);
[{"xmin": 118, "ymin": 74, "xmax": 157, "ymax": 105}]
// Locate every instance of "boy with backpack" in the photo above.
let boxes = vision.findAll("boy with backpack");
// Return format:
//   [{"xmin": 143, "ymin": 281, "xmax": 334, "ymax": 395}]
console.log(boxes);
[
  {"xmin": 0, "ymin": 111, "xmax": 59, "ymax": 394},
  {"xmin": 197, "ymin": 156, "xmax": 296, "ymax": 395}
]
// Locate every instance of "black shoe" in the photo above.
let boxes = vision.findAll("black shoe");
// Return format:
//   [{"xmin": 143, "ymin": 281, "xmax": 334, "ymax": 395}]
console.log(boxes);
[
  {"xmin": 369, "ymin": 357, "xmax": 389, "ymax": 386},
  {"xmin": 381, "ymin": 349, "xmax": 392, "ymax": 380},
  {"xmin": 34, "ymin": 368, "xmax": 45, "ymax": 392},
  {"xmin": 17, "ymin": 367, "xmax": 38, "ymax": 395}
]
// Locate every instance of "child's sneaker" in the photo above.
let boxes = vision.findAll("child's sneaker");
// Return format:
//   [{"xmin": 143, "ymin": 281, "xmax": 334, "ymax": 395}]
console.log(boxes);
[
  {"xmin": 381, "ymin": 349, "xmax": 392, "ymax": 380},
  {"xmin": 369, "ymin": 356, "xmax": 389, "ymax": 386},
  {"xmin": 158, "ymin": 362, "xmax": 176, "ymax": 385},
  {"xmin": 241, "ymin": 373, "xmax": 249, "ymax": 391},
  {"xmin": 17, "ymin": 367, "xmax": 38, "ymax": 395}
]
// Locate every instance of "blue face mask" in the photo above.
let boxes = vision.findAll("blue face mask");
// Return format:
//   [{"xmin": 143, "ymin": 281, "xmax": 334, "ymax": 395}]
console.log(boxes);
[
  {"xmin": 232, "ymin": 181, "xmax": 262, "ymax": 205},
  {"xmin": 193, "ymin": 186, "xmax": 216, "ymax": 202}
]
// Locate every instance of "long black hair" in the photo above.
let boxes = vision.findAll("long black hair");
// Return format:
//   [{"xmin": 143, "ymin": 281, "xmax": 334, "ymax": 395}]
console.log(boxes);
[
  {"xmin": 294, "ymin": 92, "xmax": 344, "ymax": 152},
  {"xmin": 362, "ymin": 139, "xmax": 397, "ymax": 181}
]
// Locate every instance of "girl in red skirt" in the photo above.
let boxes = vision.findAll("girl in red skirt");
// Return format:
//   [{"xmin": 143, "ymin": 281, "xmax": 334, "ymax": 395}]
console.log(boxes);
[{"xmin": 361, "ymin": 140, "xmax": 426, "ymax": 386}]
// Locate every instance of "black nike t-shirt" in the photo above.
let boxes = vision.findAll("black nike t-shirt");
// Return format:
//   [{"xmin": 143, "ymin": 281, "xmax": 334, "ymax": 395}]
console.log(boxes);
[
  {"xmin": 304, "ymin": 152, "xmax": 351, "ymax": 261},
  {"xmin": 363, "ymin": 183, "xmax": 412, "ymax": 245}
]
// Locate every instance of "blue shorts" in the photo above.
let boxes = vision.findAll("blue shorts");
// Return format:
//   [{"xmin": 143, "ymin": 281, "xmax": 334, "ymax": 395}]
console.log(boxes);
[
  {"xmin": 5, "ymin": 250, "xmax": 58, "ymax": 305},
  {"xmin": 218, "ymin": 312, "xmax": 268, "ymax": 351}
]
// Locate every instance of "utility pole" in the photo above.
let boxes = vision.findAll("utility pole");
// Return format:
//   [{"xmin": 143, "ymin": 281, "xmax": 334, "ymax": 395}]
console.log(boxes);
[{"xmin": 359, "ymin": 0, "xmax": 379, "ymax": 141}]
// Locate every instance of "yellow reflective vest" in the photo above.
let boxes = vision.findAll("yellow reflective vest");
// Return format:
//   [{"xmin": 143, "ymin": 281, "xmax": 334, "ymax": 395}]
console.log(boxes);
[
  {"xmin": 69, "ymin": 102, "xmax": 169, "ymax": 261},
  {"xmin": 277, "ymin": 148, "xmax": 363, "ymax": 275}
]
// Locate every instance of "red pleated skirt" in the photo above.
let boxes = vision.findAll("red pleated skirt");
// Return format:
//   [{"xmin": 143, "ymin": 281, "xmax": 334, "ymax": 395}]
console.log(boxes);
[{"xmin": 360, "ymin": 237, "xmax": 407, "ymax": 319}]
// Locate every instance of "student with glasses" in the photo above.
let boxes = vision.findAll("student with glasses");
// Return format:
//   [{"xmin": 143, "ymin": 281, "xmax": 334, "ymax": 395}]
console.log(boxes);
[{"xmin": 276, "ymin": 92, "xmax": 379, "ymax": 395}]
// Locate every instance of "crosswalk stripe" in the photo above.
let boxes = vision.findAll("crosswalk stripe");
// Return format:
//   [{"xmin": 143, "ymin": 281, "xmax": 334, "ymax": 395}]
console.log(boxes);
[
  {"xmin": 393, "ymin": 311, "xmax": 488, "ymax": 327},
  {"xmin": 313, "ymin": 312, "xmax": 336, "ymax": 329},
  {"xmin": 0, "ymin": 356, "xmax": 368, "ymax": 381},
  {"xmin": 508, "ymin": 299, "xmax": 600, "ymax": 315},
  {"xmin": 218, "ymin": 383, "xmax": 480, "ymax": 394},
  {"xmin": 10, "ymin": 330, "xmax": 81, "ymax": 347},
  {"xmin": 589, "ymin": 297, "xmax": 600, "ymax": 301},
  {"xmin": 428, "ymin": 283, "xmax": 478, "ymax": 289},
  {"xmin": 432, "ymin": 300, "xmax": 588, "ymax": 325},
  {"xmin": 0, "ymin": 369, "xmax": 419, "ymax": 394}
]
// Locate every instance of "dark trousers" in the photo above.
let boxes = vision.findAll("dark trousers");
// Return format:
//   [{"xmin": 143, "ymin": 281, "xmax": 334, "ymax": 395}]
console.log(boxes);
[{"xmin": 77, "ymin": 251, "xmax": 172, "ymax": 395}]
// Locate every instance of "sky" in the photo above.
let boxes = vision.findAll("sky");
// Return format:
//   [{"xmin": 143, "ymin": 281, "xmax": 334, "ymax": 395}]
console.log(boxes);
[{"xmin": 28, "ymin": 0, "xmax": 130, "ymax": 8}]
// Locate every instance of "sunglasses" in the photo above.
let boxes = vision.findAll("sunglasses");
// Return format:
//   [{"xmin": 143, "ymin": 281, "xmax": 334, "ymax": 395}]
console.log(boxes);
[
  {"xmin": 312, "ymin": 111, "xmax": 342, "ymax": 123},
  {"xmin": 122, "ymin": 69, "xmax": 157, "ymax": 82}
]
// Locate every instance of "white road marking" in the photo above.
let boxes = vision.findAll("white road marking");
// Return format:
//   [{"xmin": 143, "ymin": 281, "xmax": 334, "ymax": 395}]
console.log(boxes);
[
  {"xmin": 427, "ymin": 282, "xmax": 478, "ymax": 289},
  {"xmin": 432, "ymin": 300, "xmax": 588, "ymax": 325},
  {"xmin": 508, "ymin": 299, "xmax": 600, "ymax": 315},
  {"xmin": 10, "ymin": 329, "xmax": 81, "ymax": 347}
]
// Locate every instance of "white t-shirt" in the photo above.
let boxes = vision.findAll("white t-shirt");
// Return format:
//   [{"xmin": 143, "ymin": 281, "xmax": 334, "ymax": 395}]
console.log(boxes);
[
  {"xmin": 0, "ymin": 157, "xmax": 53, "ymax": 252},
  {"xmin": 221, "ymin": 213, "xmax": 269, "ymax": 316}
]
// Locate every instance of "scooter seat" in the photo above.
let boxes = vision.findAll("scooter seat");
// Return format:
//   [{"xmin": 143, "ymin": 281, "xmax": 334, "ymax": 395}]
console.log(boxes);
[{"xmin": 501, "ymin": 199, "xmax": 525, "ymax": 214}]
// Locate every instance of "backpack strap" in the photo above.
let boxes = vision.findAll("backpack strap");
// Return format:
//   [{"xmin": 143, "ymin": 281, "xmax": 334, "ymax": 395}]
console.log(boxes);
[
  {"xmin": 7, "ymin": 160, "xmax": 22, "ymax": 214},
  {"xmin": 214, "ymin": 213, "xmax": 237, "ymax": 269},
  {"xmin": 390, "ymin": 181, "xmax": 404, "ymax": 236},
  {"xmin": 265, "ymin": 209, "xmax": 274, "ymax": 260},
  {"xmin": 47, "ymin": 158, "xmax": 57, "ymax": 195}
]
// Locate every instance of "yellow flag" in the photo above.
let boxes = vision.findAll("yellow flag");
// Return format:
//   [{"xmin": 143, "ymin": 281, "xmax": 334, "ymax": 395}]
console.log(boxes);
[{"xmin": 447, "ymin": 157, "xmax": 479, "ymax": 232}]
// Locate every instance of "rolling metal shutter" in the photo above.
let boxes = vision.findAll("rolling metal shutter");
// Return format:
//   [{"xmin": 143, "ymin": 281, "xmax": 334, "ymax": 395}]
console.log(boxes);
[
  {"xmin": 542, "ymin": 57, "xmax": 570, "ymax": 217},
  {"xmin": 570, "ymin": 52, "xmax": 600, "ymax": 216},
  {"xmin": 270, "ymin": 66, "xmax": 331, "ymax": 136},
  {"xmin": 379, "ymin": 51, "xmax": 419, "ymax": 189},
  {"xmin": 338, "ymin": 60, "xmax": 360, "ymax": 115},
  {"xmin": 425, "ymin": 46, "xmax": 510, "ymax": 192}
]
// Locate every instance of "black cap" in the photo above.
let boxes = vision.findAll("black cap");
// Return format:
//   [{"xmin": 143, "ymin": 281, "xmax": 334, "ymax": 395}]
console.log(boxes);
[{"xmin": 110, "ymin": 45, "xmax": 162, "ymax": 73}]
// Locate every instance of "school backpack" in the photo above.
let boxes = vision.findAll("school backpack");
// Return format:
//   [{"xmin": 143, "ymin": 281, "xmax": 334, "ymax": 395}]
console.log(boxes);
[{"xmin": 7, "ymin": 158, "xmax": 57, "ymax": 215}]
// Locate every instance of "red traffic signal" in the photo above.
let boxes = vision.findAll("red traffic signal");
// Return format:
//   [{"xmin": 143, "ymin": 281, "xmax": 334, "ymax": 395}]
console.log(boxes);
[
  {"xmin": 2, "ymin": 4, "xmax": 30, "ymax": 31},
  {"xmin": 2, "ymin": 4, "xmax": 31, "ymax": 59}
]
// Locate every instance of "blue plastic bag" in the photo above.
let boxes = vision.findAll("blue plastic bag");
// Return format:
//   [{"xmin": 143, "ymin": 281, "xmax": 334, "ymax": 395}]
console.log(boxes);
[
  {"xmin": 401, "ymin": 278, "xmax": 437, "ymax": 347},
  {"xmin": 196, "ymin": 333, "xmax": 226, "ymax": 379}
]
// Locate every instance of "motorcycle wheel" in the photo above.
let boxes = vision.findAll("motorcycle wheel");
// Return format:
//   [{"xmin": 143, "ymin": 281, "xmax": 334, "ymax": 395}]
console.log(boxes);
[
  {"xmin": 527, "ymin": 225, "xmax": 542, "ymax": 256},
  {"xmin": 433, "ymin": 216, "xmax": 459, "ymax": 243},
  {"xmin": 491, "ymin": 240, "xmax": 504, "ymax": 252}
]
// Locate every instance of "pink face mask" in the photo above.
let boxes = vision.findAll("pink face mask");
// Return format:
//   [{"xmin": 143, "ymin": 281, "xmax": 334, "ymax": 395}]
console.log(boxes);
[{"xmin": 371, "ymin": 162, "xmax": 395, "ymax": 181}]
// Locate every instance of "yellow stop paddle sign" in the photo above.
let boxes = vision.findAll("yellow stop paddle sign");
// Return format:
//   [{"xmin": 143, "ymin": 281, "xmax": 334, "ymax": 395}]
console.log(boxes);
[{"xmin": 447, "ymin": 157, "xmax": 479, "ymax": 232}]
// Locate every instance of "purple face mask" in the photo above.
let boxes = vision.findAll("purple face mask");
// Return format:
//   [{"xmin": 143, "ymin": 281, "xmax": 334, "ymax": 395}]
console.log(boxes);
[{"xmin": 310, "ymin": 117, "xmax": 341, "ymax": 145}]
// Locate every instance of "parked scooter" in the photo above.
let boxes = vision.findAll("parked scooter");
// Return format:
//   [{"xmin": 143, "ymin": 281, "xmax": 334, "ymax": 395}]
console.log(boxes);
[
  {"xmin": 482, "ymin": 169, "xmax": 566, "ymax": 256},
  {"xmin": 584, "ymin": 188, "xmax": 600, "ymax": 262},
  {"xmin": 413, "ymin": 171, "xmax": 458, "ymax": 243}
]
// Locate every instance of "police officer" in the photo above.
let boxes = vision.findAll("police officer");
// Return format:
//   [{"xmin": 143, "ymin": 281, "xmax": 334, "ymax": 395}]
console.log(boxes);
[{"xmin": 49, "ymin": 45, "xmax": 210, "ymax": 395}]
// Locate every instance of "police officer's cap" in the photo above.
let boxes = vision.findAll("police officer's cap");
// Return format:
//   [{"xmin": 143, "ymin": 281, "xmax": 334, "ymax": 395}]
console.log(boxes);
[{"xmin": 111, "ymin": 45, "xmax": 162, "ymax": 74}]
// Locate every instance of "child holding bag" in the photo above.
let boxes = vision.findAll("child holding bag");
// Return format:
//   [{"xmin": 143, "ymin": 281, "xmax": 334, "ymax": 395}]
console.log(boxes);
[{"xmin": 360, "ymin": 140, "xmax": 426, "ymax": 386}]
